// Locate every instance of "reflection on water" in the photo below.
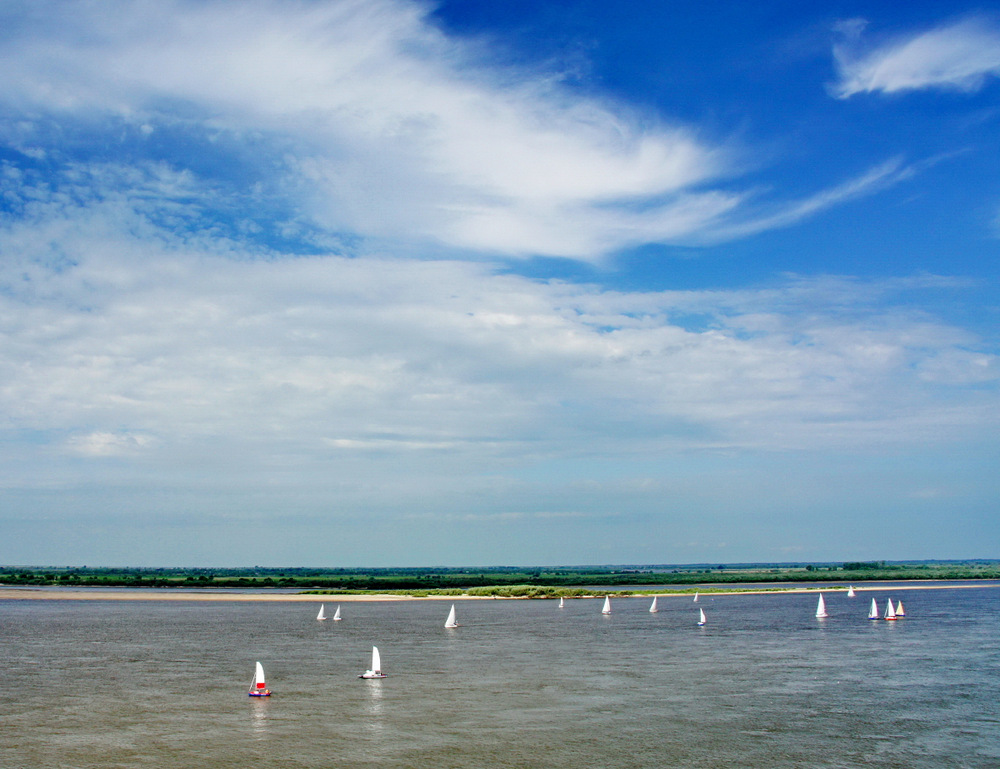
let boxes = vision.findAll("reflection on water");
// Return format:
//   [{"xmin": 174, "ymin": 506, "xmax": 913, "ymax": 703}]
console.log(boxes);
[
  {"xmin": 2, "ymin": 587, "xmax": 1000, "ymax": 769},
  {"xmin": 249, "ymin": 697, "xmax": 270, "ymax": 738},
  {"xmin": 363, "ymin": 678, "xmax": 385, "ymax": 736}
]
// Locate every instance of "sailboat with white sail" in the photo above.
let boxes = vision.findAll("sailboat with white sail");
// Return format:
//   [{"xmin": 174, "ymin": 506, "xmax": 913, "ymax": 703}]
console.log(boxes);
[
  {"xmin": 316, "ymin": 604, "xmax": 327, "ymax": 621},
  {"xmin": 697, "ymin": 608, "xmax": 706, "ymax": 626},
  {"xmin": 649, "ymin": 596, "xmax": 659, "ymax": 613},
  {"xmin": 815, "ymin": 593, "xmax": 829, "ymax": 618},
  {"xmin": 884, "ymin": 598, "xmax": 897, "ymax": 621},
  {"xmin": 693, "ymin": 592, "xmax": 699, "ymax": 602},
  {"xmin": 359, "ymin": 646, "xmax": 386, "ymax": 679},
  {"xmin": 895, "ymin": 600, "xmax": 905, "ymax": 617},
  {"xmin": 333, "ymin": 605, "xmax": 342, "ymax": 621},
  {"xmin": 868, "ymin": 598, "xmax": 879, "ymax": 619},
  {"xmin": 847, "ymin": 586, "xmax": 855, "ymax": 597},
  {"xmin": 444, "ymin": 604, "xmax": 459, "ymax": 629},
  {"xmin": 601, "ymin": 596, "xmax": 612, "ymax": 615},
  {"xmin": 558, "ymin": 597, "xmax": 565, "ymax": 609},
  {"xmin": 248, "ymin": 661, "xmax": 271, "ymax": 697}
]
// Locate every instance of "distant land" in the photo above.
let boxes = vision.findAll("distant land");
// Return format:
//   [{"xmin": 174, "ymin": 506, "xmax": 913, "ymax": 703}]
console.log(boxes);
[{"xmin": 2, "ymin": 561, "xmax": 998, "ymax": 597}]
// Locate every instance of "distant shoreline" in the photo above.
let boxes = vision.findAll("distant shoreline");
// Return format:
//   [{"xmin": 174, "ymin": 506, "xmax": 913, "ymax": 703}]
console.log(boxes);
[{"xmin": 1, "ymin": 581, "xmax": 995, "ymax": 602}]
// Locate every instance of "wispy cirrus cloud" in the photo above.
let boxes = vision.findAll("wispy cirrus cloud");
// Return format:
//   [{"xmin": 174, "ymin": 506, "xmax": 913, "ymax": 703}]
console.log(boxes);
[
  {"xmin": 832, "ymin": 16, "xmax": 1000, "ymax": 98},
  {"xmin": 0, "ymin": 0, "xmax": 737, "ymax": 260},
  {"xmin": 0, "ymin": 0, "xmax": 919, "ymax": 261},
  {"xmin": 706, "ymin": 156, "xmax": 915, "ymax": 241}
]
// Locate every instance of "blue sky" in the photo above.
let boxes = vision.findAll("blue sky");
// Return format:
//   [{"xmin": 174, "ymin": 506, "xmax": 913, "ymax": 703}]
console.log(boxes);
[{"xmin": 1, "ymin": 0, "xmax": 998, "ymax": 566}]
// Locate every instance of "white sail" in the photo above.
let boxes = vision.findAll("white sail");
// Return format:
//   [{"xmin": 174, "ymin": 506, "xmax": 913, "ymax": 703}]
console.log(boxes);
[
  {"xmin": 649, "ymin": 596, "xmax": 659, "ymax": 613},
  {"xmin": 316, "ymin": 604, "xmax": 326, "ymax": 621},
  {"xmin": 815, "ymin": 593, "xmax": 828, "ymax": 618},
  {"xmin": 601, "ymin": 596, "xmax": 612, "ymax": 615},
  {"xmin": 847, "ymin": 586, "xmax": 855, "ymax": 597},
  {"xmin": 360, "ymin": 646, "xmax": 386, "ymax": 678},
  {"xmin": 693, "ymin": 592, "xmax": 699, "ymax": 602},
  {"xmin": 333, "ymin": 605, "xmax": 342, "ymax": 621},
  {"xmin": 249, "ymin": 661, "xmax": 270, "ymax": 695},
  {"xmin": 868, "ymin": 598, "xmax": 879, "ymax": 619},
  {"xmin": 444, "ymin": 604, "xmax": 459, "ymax": 628},
  {"xmin": 558, "ymin": 597, "xmax": 565, "ymax": 608},
  {"xmin": 895, "ymin": 600, "xmax": 905, "ymax": 617},
  {"xmin": 697, "ymin": 608, "xmax": 706, "ymax": 626},
  {"xmin": 884, "ymin": 598, "xmax": 897, "ymax": 620}
]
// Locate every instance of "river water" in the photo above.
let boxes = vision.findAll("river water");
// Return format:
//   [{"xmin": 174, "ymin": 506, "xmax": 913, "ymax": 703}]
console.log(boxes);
[{"xmin": 3, "ymin": 587, "xmax": 999, "ymax": 768}]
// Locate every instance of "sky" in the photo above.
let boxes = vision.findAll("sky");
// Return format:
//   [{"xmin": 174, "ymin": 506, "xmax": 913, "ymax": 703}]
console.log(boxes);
[{"xmin": 1, "ymin": 0, "xmax": 998, "ymax": 567}]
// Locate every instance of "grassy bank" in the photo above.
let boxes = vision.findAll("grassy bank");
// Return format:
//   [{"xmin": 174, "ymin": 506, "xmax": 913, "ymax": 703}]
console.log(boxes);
[{"xmin": 2, "ymin": 561, "xmax": 997, "ymax": 591}]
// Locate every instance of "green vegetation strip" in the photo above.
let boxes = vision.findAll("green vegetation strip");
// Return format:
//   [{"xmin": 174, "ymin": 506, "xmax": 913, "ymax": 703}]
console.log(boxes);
[{"xmin": 1, "ymin": 562, "xmax": 997, "ymax": 590}]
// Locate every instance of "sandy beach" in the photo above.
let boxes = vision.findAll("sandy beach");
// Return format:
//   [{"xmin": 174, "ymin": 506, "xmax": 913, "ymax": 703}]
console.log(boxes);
[{"xmin": 1, "ymin": 581, "xmax": 994, "ymax": 602}]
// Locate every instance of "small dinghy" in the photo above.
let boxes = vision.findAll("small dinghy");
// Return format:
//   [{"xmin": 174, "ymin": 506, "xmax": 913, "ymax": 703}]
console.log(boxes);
[
  {"xmin": 697, "ymin": 608, "xmax": 707, "ymax": 626},
  {"xmin": 444, "ymin": 604, "xmax": 459, "ymax": 629},
  {"xmin": 649, "ymin": 596, "xmax": 659, "ymax": 613},
  {"xmin": 248, "ymin": 661, "xmax": 271, "ymax": 697},
  {"xmin": 601, "ymin": 596, "xmax": 612, "ymax": 615},
  {"xmin": 359, "ymin": 646, "xmax": 387, "ymax": 679},
  {"xmin": 333, "ymin": 605, "xmax": 342, "ymax": 621},
  {"xmin": 884, "ymin": 598, "xmax": 897, "ymax": 621},
  {"xmin": 815, "ymin": 593, "xmax": 829, "ymax": 618},
  {"xmin": 316, "ymin": 604, "xmax": 327, "ymax": 621},
  {"xmin": 693, "ymin": 592, "xmax": 699, "ymax": 602},
  {"xmin": 558, "ymin": 597, "xmax": 565, "ymax": 609},
  {"xmin": 868, "ymin": 598, "xmax": 879, "ymax": 619},
  {"xmin": 846, "ymin": 586, "xmax": 855, "ymax": 597},
  {"xmin": 895, "ymin": 600, "xmax": 905, "ymax": 617}
]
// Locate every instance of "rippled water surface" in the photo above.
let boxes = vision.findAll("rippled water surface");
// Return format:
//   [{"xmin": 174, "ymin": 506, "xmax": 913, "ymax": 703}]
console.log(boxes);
[{"xmin": 3, "ymin": 587, "xmax": 999, "ymax": 768}]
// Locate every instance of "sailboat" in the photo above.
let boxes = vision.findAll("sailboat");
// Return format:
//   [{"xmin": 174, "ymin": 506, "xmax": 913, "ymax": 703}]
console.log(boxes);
[
  {"xmin": 248, "ymin": 661, "xmax": 271, "ymax": 697},
  {"xmin": 815, "ymin": 593, "xmax": 829, "ymax": 618},
  {"xmin": 316, "ymin": 604, "xmax": 327, "ymax": 621},
  {"xmin": 333, "ymin": 605, "xmax": 342, "ymax": 621},
  {"xmin": 895, "ymin": 600, "xmax": 905, "ymax": 617},
  {"xmin": 847, "ymin": 586, "xmax": 856, "ymax": 597},
  {"xmin": 444, "ymin": 604, "xmax": 459, "ymax": 628},
  {"xmin": 558, "ymin": 597, "xmax": 565, "ymax": 609},
  {"xmin": 601, "ymin": 596, "xmax": 612, "ymax": 615},
  {"xmin": 884, "ymin": 598, "xmax": 897, "ymax": 621},
  {"xmin": 693, "ymin": 592, "xmax": 699, "ymax": 602},
  {"xmin": 359, "ymin": 646, "xmax": 386, "ymax": 679},
  {"xmin": 649, "ymin": 596, "xmax": 659, "ymax": 613},
  {"xmin": 697, "ymin": 608, "xmax": 706, "ymax": 626},
  {"xmin": 868, "ymin": 598, "xmax": 879, "ymax": 619}
]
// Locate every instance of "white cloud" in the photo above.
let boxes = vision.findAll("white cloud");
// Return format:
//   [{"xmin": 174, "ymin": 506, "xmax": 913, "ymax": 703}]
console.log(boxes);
[
  {"xmin": 832, "ymin": 17, "xmax": 1000, "ymax": 98},
  {"xmin": 1, "ymin": 196, "xmax": 996, "ymax": 488},
  {"xmin": 66, "ymin": 431, "xmax": 157, "ymax": 457},
  {"xmin": 707, "ymin": 157, "xmax": 914, "ymax": 241},
  {"xmin": 0, "ymin": 0, "xmax": 738, "ymax": 260},
  {"xmin": 0, "ymin": 0, "xmax": 917, "ymax": 261}
]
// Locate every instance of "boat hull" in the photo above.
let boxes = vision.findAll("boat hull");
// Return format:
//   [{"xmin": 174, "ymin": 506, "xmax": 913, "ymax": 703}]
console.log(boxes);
[{"xmin": 248, "ymin": 690, "xmax": 271, "ymax": 697}]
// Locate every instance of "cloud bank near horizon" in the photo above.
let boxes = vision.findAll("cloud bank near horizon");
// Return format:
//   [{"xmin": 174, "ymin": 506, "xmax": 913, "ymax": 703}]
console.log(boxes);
[{"xmin": 2, "ymin": 191, "xmax": 996, "ymax": 486}]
